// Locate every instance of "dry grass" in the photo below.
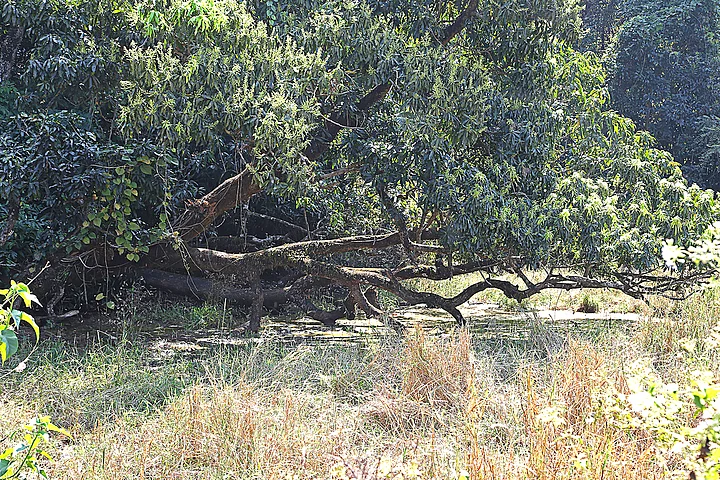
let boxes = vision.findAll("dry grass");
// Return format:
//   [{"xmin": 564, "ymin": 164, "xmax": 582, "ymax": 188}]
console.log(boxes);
[
  {"xmin": 361, "ymin": 328, "xmax": 477, "ymax": 434},
  {"xmin": 401, "ymin": 328, "xmax": 474, "ymax": 408},
  {"xmin": 458, "ymin": 340, "xmax": 664, "ymax": 479},
  {"xmin": 522, "ymin": 342, "xmax": 661, "ymax": 479},
  {"xmin": 4, "ymin": 289, "xmax": 720, "ymax": 479},
  {"xmin": 52, "ymin": 383, "xmax": 354, "ymax": 479}
]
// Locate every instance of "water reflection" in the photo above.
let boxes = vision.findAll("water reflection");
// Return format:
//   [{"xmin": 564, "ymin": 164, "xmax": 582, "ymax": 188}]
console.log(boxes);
[{"xmin": 134, "ymin": 300, "xmax": 641, "ymax": 355}]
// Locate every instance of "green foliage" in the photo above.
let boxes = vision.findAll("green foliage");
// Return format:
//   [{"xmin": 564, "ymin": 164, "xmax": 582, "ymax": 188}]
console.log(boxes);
[
  {"xmin": 609, "ymin": 346, "xmax": 720, "ymax": 478},
  {"xmin": 0, "ymin": 83, "xmax": 18, "ymax": 119},
  {"xmin": 579, "ymin": 0, "xmax": 621, "ymax": 51},
  {"xmin": 0, "ymin": 281, "xmax": 40, "ymax": 362},
  {"xmin": 75, "ymin": 154, "xmax": 170, "ymax": 261},
  {"xmin": 0, "ymin": 282, "xmax": 70, "ymax": 479},
  {"xmin": 0, "ymin": 416, "xmax": 71, "ymax": 479},
  {"xmin": 0, "ymin": 112, "xmax": 189, "ymax": 272},
  {"xmin": 606, "ymin": 0, "xmax": 720, "ymax": 180},
  {"xmin": 577, "ymin": 293, "xmax": 599, "ymax": 313},
  {"xmin": 700, "ymin": 116, "xmax": 720, "ymax": 181},
  {"xmin": 1, "ymin": 0, "xmax": 717, "ymax": 296},
  {"xmin": 625, "ymin": 223, "xmax": 720, "ymax": 477},
  {"xmin": 121, "ymin": 0, "xmax": 331, "ymax": 186},
  {"xmin": 1, "ymin": 0, "xmax": 128, "ymax": 111}
]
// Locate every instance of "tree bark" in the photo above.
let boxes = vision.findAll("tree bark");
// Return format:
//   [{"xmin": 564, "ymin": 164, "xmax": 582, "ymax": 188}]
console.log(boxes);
[
  {"xmin": 0, "ymin": 26, "xmax": 24, "ymax": 82},
  {"xmin": 440, "ymin": 0, "xmax": 479, "ymax": 46},
  {"xmin": 0, "ymin": 192, "xmax": 19, "ymax": 247},
  {"xmin": 151, "ymin": 230, "xmax": 440, "ymax": 278},
  {"xmin": 176, "ymin": 168, "xmax": 262, "ymax": 242}
]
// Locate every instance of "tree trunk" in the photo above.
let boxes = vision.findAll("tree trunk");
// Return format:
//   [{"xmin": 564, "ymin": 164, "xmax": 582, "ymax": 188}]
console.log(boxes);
[
  {"xmin": 0, "ymin": 27, "xmax": 23, "ymax": 82},
  {"xmin": 249, "ymin": 279, "xmax": 263, "ymax": 333},
  {"xmin": 141, "ymin": 268, "xmax": 332, "ymax": 310}
]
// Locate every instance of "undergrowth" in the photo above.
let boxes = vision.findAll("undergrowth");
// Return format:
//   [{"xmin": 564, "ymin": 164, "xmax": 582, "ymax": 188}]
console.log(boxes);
[{"xmin": 1, "ymin": 289, "xmax": 720, "ymax": 478}]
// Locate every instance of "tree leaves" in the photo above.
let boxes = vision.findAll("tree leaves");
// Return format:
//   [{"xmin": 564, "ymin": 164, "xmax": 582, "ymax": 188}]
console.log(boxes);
[{"xmin": 0, "ymin": 329, "xmax": 18, "ymax": 363}]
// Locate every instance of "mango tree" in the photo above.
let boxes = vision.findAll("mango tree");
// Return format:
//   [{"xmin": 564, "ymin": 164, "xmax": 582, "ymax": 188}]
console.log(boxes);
[{"xmin": 0, "ymin": 0, "xmax": 717, "ymax": 329}]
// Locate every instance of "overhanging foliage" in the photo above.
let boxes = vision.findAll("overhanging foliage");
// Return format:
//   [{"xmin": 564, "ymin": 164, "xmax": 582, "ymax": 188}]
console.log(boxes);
[{"xmin": 1, "ymin": 0, "xmax": 717, "ymax": 327}]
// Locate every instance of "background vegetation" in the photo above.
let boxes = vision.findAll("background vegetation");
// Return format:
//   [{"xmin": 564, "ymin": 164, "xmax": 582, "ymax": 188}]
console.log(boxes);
[{"xmin": 1, "ymin": 0, "xmax": 718, "ymax": 327}]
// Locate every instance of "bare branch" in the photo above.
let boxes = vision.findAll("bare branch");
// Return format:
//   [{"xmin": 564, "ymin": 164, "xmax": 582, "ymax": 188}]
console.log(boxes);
[{"xmin": 175, "ymin": 168, "xmax": 262, "ymax": 242}]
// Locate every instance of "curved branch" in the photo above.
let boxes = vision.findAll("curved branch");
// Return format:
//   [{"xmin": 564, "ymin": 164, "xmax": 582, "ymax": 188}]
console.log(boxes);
[
  {"xmin": 303, "ymin": 83, "xmax": 392, "ymax": 162},
  {"xmin": 176, "ymin": 168, "xmax": 262, "ymax": 241},
  {"xmin": 392, "ymin": 259, "xmax": 501, "ymax": 280},
  {"xmin": 440, "ymin": 0, "xmax": 479, "ymax": 45}
]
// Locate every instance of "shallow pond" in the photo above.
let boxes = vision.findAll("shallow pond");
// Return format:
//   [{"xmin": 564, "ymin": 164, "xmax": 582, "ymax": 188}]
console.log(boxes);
[
  {"xmin": 129, "ymin": 299, "xmax": 643, "ymax": 356},
  {"xmin": 41, "ymin": 299, "xmax": 643, "ymax": 360}
]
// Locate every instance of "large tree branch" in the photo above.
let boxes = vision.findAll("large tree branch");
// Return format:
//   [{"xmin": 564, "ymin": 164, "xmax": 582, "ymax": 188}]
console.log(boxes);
[
  {"xmin": 175, "ymin": 168, "xmax": 262, "ymax": 241},
  {"xmin": 165, "ymin": 231, "xmax": 440, "ymax": 276},
  {"xmin": 440, "ymin": 0, "xmax": 479, "ymax": 46},
  {"xmin": 147, "ymin": 232, "xmax": 712, "ymax": 327},
  {"xmin": 287, "ymin": 263, "xmax": 708, "ymax": 325},
  {"xmin": 141, "ymin": 268, "xmax": 329, "ymax": 309}
]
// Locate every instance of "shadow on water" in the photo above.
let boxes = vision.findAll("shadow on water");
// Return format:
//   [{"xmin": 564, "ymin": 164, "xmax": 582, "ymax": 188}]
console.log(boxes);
[{"xmin": 43, "ymin": 300, "xmax": 642, "ymax": 363}]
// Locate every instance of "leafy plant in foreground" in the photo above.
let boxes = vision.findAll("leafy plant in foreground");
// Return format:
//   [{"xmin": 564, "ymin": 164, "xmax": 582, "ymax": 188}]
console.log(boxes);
[
  {"xmin": 0, "ymin": 282, "xmax": 70, "ymax": 478},
  {"xmin": 602, "ymin": 229, "xmax": 720, "ymax": 478},
  {"xmin": 0, "ymin": 417, "xmax": 70, "ymax": 479},
  {"xmin": 0, "ymin": 281, "xmax": 40, "ymax": 362}
]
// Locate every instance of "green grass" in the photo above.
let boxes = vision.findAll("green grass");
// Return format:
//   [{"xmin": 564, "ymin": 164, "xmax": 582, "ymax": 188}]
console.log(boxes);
[{"xmin": 1, "ymin": 287, "xmax": 719, "ymax": 478}]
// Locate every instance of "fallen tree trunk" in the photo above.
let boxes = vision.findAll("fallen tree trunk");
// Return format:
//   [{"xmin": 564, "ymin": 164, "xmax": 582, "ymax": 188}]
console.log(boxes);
[
  {"xmin": 150, "ymin": 241, "xmax": 711, "ymax": 325},
  {"xmin": 142, "ymin": 268, "xmax": 347, "ymax": 329},
  {"xmin": 200, "ymin": 235, "xmax": 292, "ymax": 253},
  {"xmin": 150, "ymin": 230, "xmax": 442, "ymax": 277},
  {"xmin": 141, "ymin": 268, "xmax": 328, "ymax": 310}
]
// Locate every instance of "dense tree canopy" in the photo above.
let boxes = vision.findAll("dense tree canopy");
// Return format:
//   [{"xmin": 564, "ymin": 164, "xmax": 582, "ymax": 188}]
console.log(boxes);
[
  {"xmin": 1, "ymin": 0, "xmax": 717, "ymax": 327},
  {"xmin": 581, "ymin": 0, "xmax": 720, "ymax": 186}
]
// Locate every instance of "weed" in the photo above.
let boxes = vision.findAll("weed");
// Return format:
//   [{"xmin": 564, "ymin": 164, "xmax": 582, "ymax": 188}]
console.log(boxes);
[{"xmin": 577, "ymin": 293, "xmax": 600, "ymax": 313}]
